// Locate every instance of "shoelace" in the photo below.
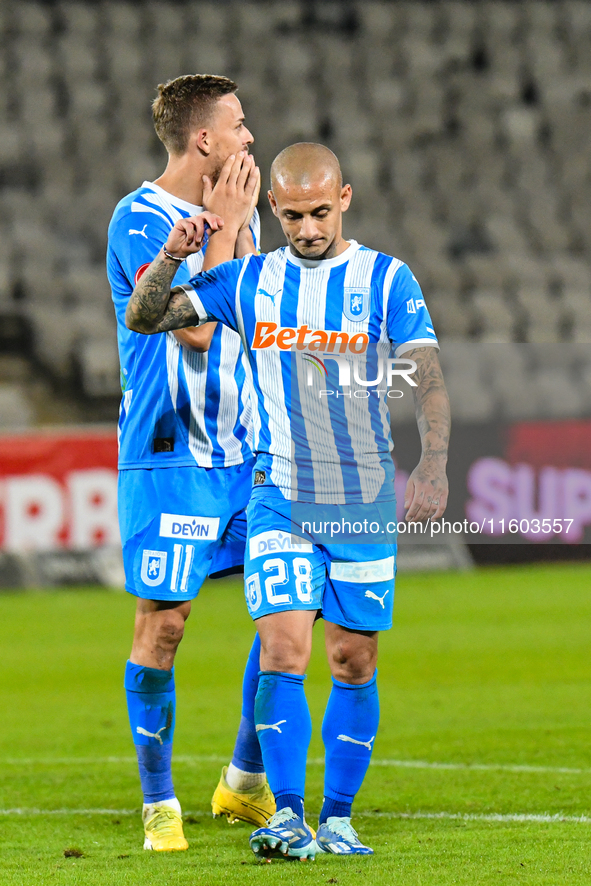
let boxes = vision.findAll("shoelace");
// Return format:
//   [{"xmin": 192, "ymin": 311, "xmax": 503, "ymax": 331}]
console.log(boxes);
[
  {"xmin": 147, "ymin": 810, "xmax": 181, "ymax": 835},
  {"xmin": 325, "ymin": 818, "xmax": 359, "ymax": 842},
  {"xmin": 268, "ymin": 808, "xmax": 298, "ymax": 828}
]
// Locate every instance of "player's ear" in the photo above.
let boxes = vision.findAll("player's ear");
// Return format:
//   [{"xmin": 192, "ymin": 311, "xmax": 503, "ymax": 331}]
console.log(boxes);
[
  {"xmin": 340, "ymin": 184, "xmax": 352, "ymax": 213},
  {"xmin": 268, "ymin": 189, "xmax": 279, "ymax": 217},
  {"xmin": 195, "ymin": 128, "xmax": 211, "ymax": 156}
]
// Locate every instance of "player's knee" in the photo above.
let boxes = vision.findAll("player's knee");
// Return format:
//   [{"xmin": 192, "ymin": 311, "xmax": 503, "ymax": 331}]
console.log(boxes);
[
  {"xmin": 329, "ymin": 635, "xmax": 377, "ymax": 683},
  {"xmin": 260, "ymin": 633, "xmax": 310, "ymax": 674},
  {"xmin": 153, "ymin": 610, "xmax": 186, "ymax": 651}
]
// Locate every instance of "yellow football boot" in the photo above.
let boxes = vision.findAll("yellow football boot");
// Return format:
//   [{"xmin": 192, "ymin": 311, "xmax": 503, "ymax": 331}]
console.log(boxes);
[
  {"xmin": 211, "ymin": 766, "xmax": 276, "ymax": 827},
  {"xmin": 143, "ymin": 802, "xmax": 189, "ymax": 851}
]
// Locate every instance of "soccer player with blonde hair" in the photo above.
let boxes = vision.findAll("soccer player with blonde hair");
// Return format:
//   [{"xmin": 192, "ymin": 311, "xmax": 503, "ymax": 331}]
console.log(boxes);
[{"xmin": 107, "ymin": 74, "xmax": 274, "ymax": 852}]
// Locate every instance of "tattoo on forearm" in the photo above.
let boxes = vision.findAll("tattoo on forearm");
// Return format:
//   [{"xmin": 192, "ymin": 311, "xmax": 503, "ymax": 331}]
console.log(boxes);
[
  {"xmin": 406, "ymin": 347, "xmax": 451, "ymax": 462},
  {"xmin": 126, "ymin": 254, "xmax": 198, "ymax": 333},
  {"xmin": 154, "ymin": 289, "xmax": 199, "ymax": 332}
]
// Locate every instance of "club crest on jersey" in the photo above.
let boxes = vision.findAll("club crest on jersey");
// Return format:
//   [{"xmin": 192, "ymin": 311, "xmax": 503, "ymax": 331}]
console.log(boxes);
[
  {"xmin": 141, "ymin": 550, "xmax": 167, "ymax": 586},
  {"xmin": 343, "ymin": 287, "xmax": 370, "ymax": 322},
  {"xmin": 246, "ymin": 573, "xmax": 262, "ymax": 611}
]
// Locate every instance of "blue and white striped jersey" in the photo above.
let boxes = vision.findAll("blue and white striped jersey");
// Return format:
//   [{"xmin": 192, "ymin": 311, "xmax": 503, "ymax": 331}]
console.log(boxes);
[
  {"xmin": 184, "ymin": 240, "xmax": 438, "ymax": 503},
  {"xmin": 107, "ymin": 181, "xmax": 257, "ymax": 469}
]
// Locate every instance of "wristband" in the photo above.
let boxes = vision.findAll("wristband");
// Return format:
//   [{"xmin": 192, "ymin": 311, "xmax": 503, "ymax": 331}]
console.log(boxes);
[{"xmin": 162, "ymin": 247, "xmax": 186, "ymax": 262}]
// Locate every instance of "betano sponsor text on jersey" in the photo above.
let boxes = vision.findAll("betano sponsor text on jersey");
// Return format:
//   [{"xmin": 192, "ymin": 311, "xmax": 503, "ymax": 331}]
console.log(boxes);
[{"xmin": 251, "ymin": 321, "xmax": 418, "ymax": 399}]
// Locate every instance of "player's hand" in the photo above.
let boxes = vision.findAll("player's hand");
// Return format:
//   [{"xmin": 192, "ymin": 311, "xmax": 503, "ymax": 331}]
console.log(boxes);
[
  {"xmin": 202, "ymin": 152, "xmax": 260, "ymax": 234},
  {"xmin": 163, "ymin": 212, "xmax": 223, "ymax": 259},
  {"xmin": 239, "ymin": 163, "xmax": 261, "ymax": 232},
  {"xmin": 404, "ymin": 460, "xmax": 448, "ymax": 522}
]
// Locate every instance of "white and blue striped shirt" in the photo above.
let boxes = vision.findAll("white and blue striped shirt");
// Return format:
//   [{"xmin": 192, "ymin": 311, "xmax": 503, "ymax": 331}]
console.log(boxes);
[
  {"xmin": 185, "ymin": 240, "xmax": 438, "ymax": 503},
  {"xmin": 107, "ymin": 181, "xmax": 256, "ymax": 469}
]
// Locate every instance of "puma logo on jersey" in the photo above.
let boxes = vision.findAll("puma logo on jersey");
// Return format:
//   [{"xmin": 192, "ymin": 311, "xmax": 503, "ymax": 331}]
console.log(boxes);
[
  {"xmin": 365, "ymin": 589, "xmax": 390, "ymax": 608},
  {"xmin": 256, "ymin": 719, "xmax": 287, "ymax": 734},
  {"xmin": 256, "ymin": 288, "xmax": 281, "ymax": 305},
  {"xmin": 129, "ymin": 224, "xmax": 149, "ymax": 238},
  {"xmin": 337, "ymin": 734, "xmax": 375, "ymax": 751},
  {"xmin": 136, "ymin": 726, "xmax": 167, "ymax": 745}
]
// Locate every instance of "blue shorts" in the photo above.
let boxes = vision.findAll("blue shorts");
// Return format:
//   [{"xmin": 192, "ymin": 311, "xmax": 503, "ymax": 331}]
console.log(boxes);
[
  {"xmin": 244, "ymin": 489, "xmax": 397, "ymax": 632},
  {"xmin": 118, "ymin": 461, "xmax": 252, "ymax": 601}
]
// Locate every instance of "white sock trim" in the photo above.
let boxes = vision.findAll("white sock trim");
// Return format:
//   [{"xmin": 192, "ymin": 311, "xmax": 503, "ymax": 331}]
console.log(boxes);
[{"xmin": 225, "ymin": 763, "xmax": 266, "ymax": 791}]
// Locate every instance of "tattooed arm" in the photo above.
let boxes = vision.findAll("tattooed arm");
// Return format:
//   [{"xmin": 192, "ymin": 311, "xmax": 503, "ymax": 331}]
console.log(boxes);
[
  {"xmin": 404, "ymin": 346, "xmax": 451, "ymax": 521},
  {"xmin": 127, "ymin": 153, "xmax": 259, "ymax": 335},
  {"xmin": 125, "ymin": 254, "xmax": 198, "ymax": 334},
  {"xmin": 125, "ymin": 212, "xmax": 223, "ymax": 334}
]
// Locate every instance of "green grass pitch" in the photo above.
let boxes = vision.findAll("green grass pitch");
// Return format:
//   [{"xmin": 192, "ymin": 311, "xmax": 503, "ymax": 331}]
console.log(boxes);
[{"xmin": 1, "ymin": 562, "xmax": 591, "ymax": 884}]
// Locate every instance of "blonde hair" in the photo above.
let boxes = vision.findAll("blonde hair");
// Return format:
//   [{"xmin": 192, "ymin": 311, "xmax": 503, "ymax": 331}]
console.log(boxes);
[{"xmin": 152, "ymin": 73, "xmax": 238, "ymax": 155}]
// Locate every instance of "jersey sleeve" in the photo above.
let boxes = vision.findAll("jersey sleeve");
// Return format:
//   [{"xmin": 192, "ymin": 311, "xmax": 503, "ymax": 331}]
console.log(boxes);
[
  {"xmin": 250, "ymin": 208, "xmax": 261, "ymax": 252},
  {"xmin": 386, "ymin": 263, "xmax": 439, "ymax": 356},
  {"xmin": 184, "ymin": 257, "xmax": 246, "ymax": 331},
  {"xmin": 111, "ymin": 206, "xmax": 191, "ymax": 290}
]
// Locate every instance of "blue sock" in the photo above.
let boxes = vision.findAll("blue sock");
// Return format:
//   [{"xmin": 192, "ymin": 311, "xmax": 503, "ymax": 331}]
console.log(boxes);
[
  {"xmin": 124, "ymin": 660, "xmax": 176, "ymax": 804},
  {"xmin": 230, "ymin": 633, "xmax": 264, "ymax": 773},
  {"xmin": 319, "ymin": 671, "xmax": 379, "ymax": 824},
  {"xmin": 254, "ymin": 671, "xmax": 311, "ymax": 817},
  {"xmin": 274, "ymin": 792, "xmax": 304, "ymax": 818}
]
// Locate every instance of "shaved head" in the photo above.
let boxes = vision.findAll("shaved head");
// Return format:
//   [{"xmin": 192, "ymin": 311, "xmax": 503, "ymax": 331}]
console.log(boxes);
[
  {"xmin": 270, "ymin": 142, "xmax": 343, "ymax": 194},
  {"xmin": 267, "ymin": 142, "xmax": 351, "ymax": 261}
]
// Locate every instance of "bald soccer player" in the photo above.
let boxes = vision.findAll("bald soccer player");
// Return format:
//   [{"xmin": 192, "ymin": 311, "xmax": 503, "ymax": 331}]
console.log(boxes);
[{"xmin": 126, "ymin": 143, "xmax": 451, "ymax": 859}]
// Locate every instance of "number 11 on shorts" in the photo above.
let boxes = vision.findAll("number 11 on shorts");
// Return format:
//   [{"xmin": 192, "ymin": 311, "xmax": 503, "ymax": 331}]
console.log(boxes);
[{"xmin": 170, "ymin": 544, "xmax": 195, "ymax": 592}]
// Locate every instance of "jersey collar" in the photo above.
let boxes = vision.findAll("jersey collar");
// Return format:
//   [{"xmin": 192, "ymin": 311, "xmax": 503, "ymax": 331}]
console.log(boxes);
[
  {"xmin": 284, "ymin": 239, "xmax": 360, "ymax": 269},
  {"xmin": 142, "ymin": 181, "xmax": 203, "ymax": 215}
]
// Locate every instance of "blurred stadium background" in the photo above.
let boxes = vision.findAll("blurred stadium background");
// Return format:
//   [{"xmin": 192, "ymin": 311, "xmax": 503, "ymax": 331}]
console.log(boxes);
[
  {"xmin": 0, "ymin": 0, "xmax": 590, "ymax": 578},
  {"xmin": 1, "ymin": 8, "xmax": 591, "ymax": 880}
]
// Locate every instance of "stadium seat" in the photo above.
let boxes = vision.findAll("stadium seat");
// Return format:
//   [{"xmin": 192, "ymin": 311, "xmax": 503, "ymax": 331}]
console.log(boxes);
[
  {"xmin": 59, "ymin": 1, "xmax": 100, "ymax": 34},
  {"xmin": 0, "ymin": 383, "xmax": 34, "ymax": 429},
  {"xmin": 103, "ymin": 2, "xmax": 141, "ymax": 38},
  {"xmin": 106, "ymin": 41, "xmax": 144, "ymax": 81},
  {"xmin": 445, "ymin": 372, "xmax": 496, "ymax": 422},
  {"xmin": 358, "ymin": 2, "xmax": 396, "ymax": 41},
  {"xmin": 76, "ymin": 336, "xmax": 121, "ymax": 397},
  {"xmin": 15, "ymin": 2, "xmax": 52, "ymax": 36},
  {"xmin": 517, "ymin": 288, "xmax": 564, "ymax": 343},
  {"xmin": 535, "ymin": 368, "xmax": 585, "ymax": 417},
  {"xmin": 472, "ymin": 291, "xmax": 515, "ymax": 342}
]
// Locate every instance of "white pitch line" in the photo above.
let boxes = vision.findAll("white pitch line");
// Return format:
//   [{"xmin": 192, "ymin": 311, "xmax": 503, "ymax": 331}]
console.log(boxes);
[
  {"xmin": 2, "ymin": 755, "xmax": 591, "ymax": 775},
  {"xmin": 0, "ymin": 809, "xmax": 139, "ymax": 816},
  {"xmin": 365, "ymin": 759, "xmax": 591, "ymax": 775},
  {"xmin": 0, "ymin": 755, "xmax": 228, "ymax": 766},
  {"xmin": 361, "ymin": 811, "xmax": 591, "ymax": 824},
  {"xmin": 0, "ymin": 808, "xmax": 589, "ymax": 825}
]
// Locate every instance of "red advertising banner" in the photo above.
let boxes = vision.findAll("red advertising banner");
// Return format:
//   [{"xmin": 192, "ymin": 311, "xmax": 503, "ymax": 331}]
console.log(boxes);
[
  {"xmin": 506, "ymin": 420, "xmax": 591, "ymax": 470},
  {"xmin": 0, "ymin": 429, "xmax": 118, "ymax": 552}
]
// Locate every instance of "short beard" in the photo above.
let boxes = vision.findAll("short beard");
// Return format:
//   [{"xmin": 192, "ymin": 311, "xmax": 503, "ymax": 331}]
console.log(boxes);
[
  {"xmin": 209, "ymin": 147, "xmax": 249, "ymax": 187},
  {"xmin": 209, "ymin": 162, "xmax": 224, "ymax": 187}
]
